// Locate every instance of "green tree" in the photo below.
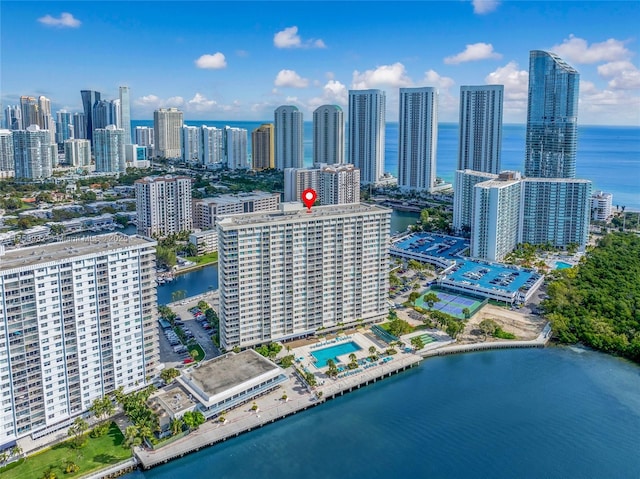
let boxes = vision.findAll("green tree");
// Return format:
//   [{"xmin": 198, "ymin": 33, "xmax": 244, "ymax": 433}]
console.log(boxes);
[
  {"xmin": 41, "ymin": 466, "xmax": 57, "ymax": 479},
  {"xmin": 388, "ymin": 318, "xmax": 412, "ymax": 337},
  {"xmin": 479, "ymin": 319, "xmax": 498, "ymax": 339},
  {"xmin": 408, "ymin": 291, "xmax": 420, "ymax": 303},
  {"xmin": 368, "ymin": 346, "xmax": 378, "ymax": 360},
  {"xmin": 462, "ymin": 307, "xmax": 471, "ymax": 319},
  {"xmin": 124, "ymin": 425, "xmax": 141, "ymax": 449},
  {"xmin": 156, "ymin": 246, "xmax": 177, "ymax": 268},
  {"xmin": 423, "ymin": 292, "xmax": 440, "ymax": 310},
  {"xmin": 171, "ymin": 418, "xmax": 185, "ymax": 436},
  {"xmin": 160, "ymin": 368, "xmax": 180, "ymax": 384},
  {"xmin": 326, "ymin": 358, "xmax": 339, "ymax": 378},
  {"xmin": 411, "ymin": 336, "xmax": 425, "ymax": 350},
  {"xmin": 183, "ymin": 411, "xmax": 205, "ymax": 430},
  {"xmin": 67, "ymin": 417, "xmax": 89, "ymax": 448}
]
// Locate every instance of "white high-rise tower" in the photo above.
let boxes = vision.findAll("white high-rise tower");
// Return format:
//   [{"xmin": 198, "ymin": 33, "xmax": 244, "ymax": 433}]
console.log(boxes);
[
  {"xmin": 458, "ymin": 85, "xmax": 503, "ymax": 174},
  {"xmin": 274, "ymin": 105, "xmax": 303, "ymax": 170},
  {"xmin": 313, "ymin": 105, "xmax": 344, "ymax": 165},
  {"xmin": 398, "ymin": 87, "xmax": 438, "ymax": 191},
  {"xmin": 348, "ymin": 89, "xmax": 385, "ymax": 185},
  {"xmin": 119, "ymin": 86, "xmax": 132, "ymax": 144},
  {"xmin": 153, "ymin": 108, "xmax": 183, "ymax": 158}
]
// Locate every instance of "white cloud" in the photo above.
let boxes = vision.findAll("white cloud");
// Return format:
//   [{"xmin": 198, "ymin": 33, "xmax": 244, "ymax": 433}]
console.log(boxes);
[
  {"xmin": 352, "ymin": 63, "xmax": 413, "ymax": 89},
  {"xmin": 273, "ymin": 26, "xmax": 326, "ymax": 49},
  {"xmin": 423, "ymin": 70, "xmax": 455, "ymax": 90},
  {"xmin": 579, "ymin": 80, "xmax": 640, "ymax": 125},
  {"xmin": 134, "ymin": 95, "xmax": 184, "ymax": 110},
  {"xmin": 187, "ymin": 93, "xmax": 217, "ymax": 111},
  {"xmin": 472, "ymin": 1, "xmax": 500, "ymax": 15},
  {"xmin": 444, "ymin": 43, "xmax": 502, "ymax": 65},
  {"xmin": 308, "ymin": 80, "xmax": 349, "ymax": 109},
  {"xmin": 194, "ymin": 52, "xmax": 227, "ymax": 69},
  {"xmin": 597, "ymin": 61, "xmax": 640, "ymax": 90},
  {"xmin": 37, "ymin": 12, "xmax": 81, "ymax": 28},
  {"xmin": 549, "ymin": 35, "xmax": 632, "ymax": 64},
  {"xmin": 274, "ymin": 69, "xmax": 309, "ymax": 88},
  {"xmin": 485, "ymin": 61, "xmax": 529, "ymax": 120}
]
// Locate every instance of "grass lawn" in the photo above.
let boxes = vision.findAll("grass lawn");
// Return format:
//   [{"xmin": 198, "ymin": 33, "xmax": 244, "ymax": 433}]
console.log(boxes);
[
  {"xmin": 2, "ymin": 422, "xmax": 131, "ymax": 479},
  {"xmin": 187, "ymin": 342, "xmax": 206, "ymax": 361},
  {"xmin": 185, "ymin": 251, "xmax": 218, "ymax": 266}
]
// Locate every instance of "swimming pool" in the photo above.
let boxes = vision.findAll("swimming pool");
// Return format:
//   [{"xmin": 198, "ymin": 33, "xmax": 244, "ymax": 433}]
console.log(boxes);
[
  {"xmin": 555, "ymin": 261, "xmax": 573, "ymax": 269},
  {"xmin": 311, "ymin": 342, "xmax": 362, "ymax": 368}
]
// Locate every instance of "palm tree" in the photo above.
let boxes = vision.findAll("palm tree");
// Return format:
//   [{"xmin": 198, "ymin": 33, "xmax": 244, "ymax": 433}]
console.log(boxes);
[
  {"xmin": 170, "ymin": 418, "xmax": 184, "ymax": 436},
  {"xmin": 368, "ymin": 346, "xmax": 377, "ymax": 358},
  {"xmin": 124, "ymin": 425, "xmax": 141, "ymax": 449},
  {"xmin": 462, "ymin": 307, "xmax": 470, "ymax": 320}
]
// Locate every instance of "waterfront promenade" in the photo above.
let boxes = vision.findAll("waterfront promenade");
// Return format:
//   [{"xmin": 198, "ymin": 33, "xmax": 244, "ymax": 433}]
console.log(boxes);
[{"xmin": 134, "ymin": 352, "xmax": 422, "ymax": 469}]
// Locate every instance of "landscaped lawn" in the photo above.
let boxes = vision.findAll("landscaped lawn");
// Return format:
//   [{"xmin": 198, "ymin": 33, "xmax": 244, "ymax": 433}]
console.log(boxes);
[
  {"xmin": 185, "ymin": 251, "xmax": 218, "ymax": 266},
  {"xmin": 188, "ymin": 342, "xmax": 206, "ymax": 361},
  {"xmin": 2, "ymin": 422, "xmax": 131, "ymax": 479}
]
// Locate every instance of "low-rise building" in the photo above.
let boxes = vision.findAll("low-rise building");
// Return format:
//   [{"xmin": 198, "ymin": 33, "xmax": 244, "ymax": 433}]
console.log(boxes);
[
  {"xmin": 192, "ymin": 191, "xmax": 280, "ymax": 230},
  {"xmin": 189, "ymin": 229, "xmax": 218, "ymax": 255}
]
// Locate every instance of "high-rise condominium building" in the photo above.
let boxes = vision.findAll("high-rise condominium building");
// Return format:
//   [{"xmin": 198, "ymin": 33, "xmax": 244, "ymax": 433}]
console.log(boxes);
[
  {"xmin": 453, "ymin": 169, "xmax": 499, "ymax": 234},
  {"xmin": 93, "ymin": 100, "xmax": 119, "ymax": 131},
  {"xmin": 274, "ymin": 105, "xmax": 303, "ymax": 170},
  {"xmin": 19, "ymin": 96, "xmax": 40, "ymax": 129},
  {"xmin": 313, "ymin": 105, "xmax": 344, "ymax": 165},
  {"xmin": 591, "ymin": 191, "xmax": 613, "ymax": 221},
  {"xmin": 4, "ymin": 105, "xmax": 22, "ymax": 130},
  {"xmin": 251, "ymin": 123, "xmax": 274, "ymax": 171},
  {"xmin": 119, "ymin": 86, "xmax": 132, "ymax": 144},
  {"xmin": 519, "ymin": 178, "xmax": 591, "ymax": 248},
  {"xmin": 0, "ymin": 130, "xmax": 14, "ymax": 172},
  {"xmin": 80, "ymin": 90, "xmax": 101, "ymax": 144},
  {"xmin": 525, "ymin": 51, "xmax": 579, "ymax": 178},
  {"xmin": 94, "ymin": 125, "xmax": 126, "ymax": 173},
  {"xmin": 73, "ymin": 112, "xmax": 86, "ymax": 140},
  {"xmin": 284, "ymin": 164, "xmax": 360, "ymax": 205},
  {"xmin": 182, "ymin": 125, "xmax": 201, "ymax": 163},
  {"xmin": 458, "ymin": 85, "xmax": 503, "ymax": 174},
  {"xmin": 192, "ymin": 192, "xmax": 281, "ymax": 230},
  {"xmin": 217, "ymin": 203, "xmax": 390, "ymax": 349},
  {"xmin": 471, "ymin": 172, "xmax": 522, "ymax": 262},
  {"xmin": 135, "ymin": 126, "xmax": 154, "ymax": 151},
  {"xmin": 348, "ymin": 89, "xmax": 385, "ymax": 185},
  {"xmin": 201, "ymin": 126, "xmax": 224, "ymax": 168},
  {"xmin": 55, "ymin": 110, "xmax": 74, "ymax": 144},
  {"xmin": 225, "ymin": 126, "xmax": 248, "ymax": 169},
  {"xmin": 0, "ymin": 234, "xmax": 158, "ymax": 442},
  {"xmin": 153, "ymin": 108, "xmax": 183, "ymax": 158},
  {"xmin": 13, "ymin": 125, "xmax": 53, "ymax": 179},
  {"xmin": 135, "ymin": 175, "xmax": 193, "ymax": 237},
  {"xmin": 398, "ymin": 87, "xmax": 438, "ymax": 191},
  {"xmin": 64, "ymin": 139, "xmax": 91, "ymax": 167}
]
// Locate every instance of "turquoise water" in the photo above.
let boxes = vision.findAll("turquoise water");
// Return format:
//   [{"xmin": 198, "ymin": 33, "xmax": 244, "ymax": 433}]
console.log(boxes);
[
  {"xmin": 555, "ymin": 261, "xmax": 572, "ymax": 269},
  {"xmin": 124, "ymin": 347, "xmax": 640, "ymax": 478},
  {"xmin": 311, "ymin": 341, "xmax": 361, "ymax": 368}
]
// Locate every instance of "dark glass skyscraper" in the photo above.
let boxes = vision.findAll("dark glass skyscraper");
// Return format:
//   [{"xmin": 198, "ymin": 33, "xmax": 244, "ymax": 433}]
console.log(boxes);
[
  {"xmin": 80, "ymin": 90, "xmax": 101, "ymax": 143},
  {"xmin": 525, "ymin": 50, "xmax": 579, "ymax": 178}
]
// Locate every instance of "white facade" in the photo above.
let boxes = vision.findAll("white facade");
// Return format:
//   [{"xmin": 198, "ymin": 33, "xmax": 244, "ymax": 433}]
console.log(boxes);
[
  {"xmin": 135, "ymin": 126, "xmax": 154, "ymax": 150},
  {"xmin": 135, "ymin": 175, "xmax": 193, "ymax": 237},
  {"xmin": 189, "ymin": 229, "xmax": 218, "ymax": 255},
  {"xmin": 274, "ymin": 106, "xmax": 303, "ymax": 170},
  {"xmin": 153, "ymin": 108, "xmax": 183, "ymax": 158},
  {"xmin": 313, "ymin": 105, "xmax": 344, "ymax": 165},
  {"xmin": 64, "ymin": 139, "xmax": 91, "ymax": 167},
  {"xmin": 519, "ymin": 178, "xmax": 592, "ymax": 248},
  {"xmin": 217, "ymin": 203, "xmax": 390, "ymax": 349},
  {"xmin": 0, "ymin": 234, "xmax": 158, "ymax": 442},
  {"xmin": 119, "ymin": 86, "xmax": 132, "ymax": 144},
  {"xmin": 284, "ymin": 164, "xmax": 360, "ymax": 205},
  {"xmin": 192, "ymin": 192, "xmax": 280, "ymax": 230},
  {"xmin": 453, "ymin": 169, "xmax": 498, "ymax": 234},
  {"xmin": 13, "ymin": 125, "xmax": 53, "ymax": 179},
  {"xmin": 225, "ymin": 126, "xmax": 248, "ymax": 169},
  {"xmin": 348, "ymin": 89, "xmax": 385, "ymax": 185},
  {"xmin": 181, "ymin": 125, "xmax": 201, "ymax": 163},
  {"xmin": 458, "ymin": 85, "xmax": 503, "ymax": 174},
  {"xmin": 471, "ymin": 172, "xmax": 522, "ymax": 262},
  {"xmin": 94, "ymin": 125, "xmax": 126, "ymax": 173},
  {"xmin": 201, "ymin": 126, "xmax": 224, "ymax": 168},
  {"xmin": 591, "ymin": 191, "xmax": 613, "ymax": 221},
  {"xmin": 0, "ymin": 129, "xmax": 14, "ymax": 172},
  {"xmin": 398, "ymin": 87, "xmax": 438, "ymax": 191}
]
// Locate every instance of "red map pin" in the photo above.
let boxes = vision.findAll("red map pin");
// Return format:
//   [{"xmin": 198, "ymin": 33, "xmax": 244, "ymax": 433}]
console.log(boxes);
[{"xmin": 301, "ymin": 188, "xmax": 317, "ymax": 211}]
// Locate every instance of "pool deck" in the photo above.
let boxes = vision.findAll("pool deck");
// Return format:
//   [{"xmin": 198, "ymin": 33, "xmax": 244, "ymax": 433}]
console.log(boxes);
[{"xmin": 134, "ymin": 340, "xmax": 423, "ymax": 470}]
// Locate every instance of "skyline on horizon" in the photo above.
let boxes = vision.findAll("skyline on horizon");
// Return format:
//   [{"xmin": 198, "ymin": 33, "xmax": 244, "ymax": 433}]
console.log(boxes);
[{"xmin": 1, "ymin": 1, "xmax": 639, "ymax": 126}]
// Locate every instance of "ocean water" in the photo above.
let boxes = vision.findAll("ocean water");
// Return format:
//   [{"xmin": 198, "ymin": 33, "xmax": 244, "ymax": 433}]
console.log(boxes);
[
  {"xmin": 132, "ymin": 121, "xmax": 640, "ymax": 209},
  {"xmin": 124, "ymin": 347, "xmax": 640, "ymax": 479}
]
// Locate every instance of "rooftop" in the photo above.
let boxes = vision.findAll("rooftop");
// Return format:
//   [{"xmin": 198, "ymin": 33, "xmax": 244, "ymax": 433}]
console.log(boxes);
[
  {"xmin": 184, "ymin": 350, "xmax": 280, "ymax": 398},
  {"xmin": 194, "ymin": 191, "xmax": 279, "ymax": 206},
  {"xmin": 0, "ymin": 233, "xmax": 156, "ymax": 272},
  {"xmin": 218, "ymin": 203, "xmax": 391, "ymax": 228},
  {"xmin": 149, "ymin": 384, "xmax": 197, "ymax": 417}
]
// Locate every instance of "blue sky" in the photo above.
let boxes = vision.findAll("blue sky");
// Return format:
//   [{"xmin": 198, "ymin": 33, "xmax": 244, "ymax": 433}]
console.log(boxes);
[{"xmin": 2, "ymin": 1, "xmax": 639, "ymax": 125}]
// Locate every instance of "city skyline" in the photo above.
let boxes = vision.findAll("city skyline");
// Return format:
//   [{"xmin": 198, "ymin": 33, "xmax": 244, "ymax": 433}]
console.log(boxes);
[{"xmin": 1, "ymin": 1, "xmax": 639, "ymax": 126}]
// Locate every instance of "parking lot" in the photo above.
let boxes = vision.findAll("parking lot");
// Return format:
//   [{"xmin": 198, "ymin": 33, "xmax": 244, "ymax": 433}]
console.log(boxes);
[{"xmin": 158, "ymin": 290, "xmax": 221, "ymax": 369}]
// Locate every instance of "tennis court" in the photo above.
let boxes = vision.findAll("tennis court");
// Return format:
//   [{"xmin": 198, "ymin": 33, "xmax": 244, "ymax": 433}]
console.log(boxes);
[{"xmin": 414, "ymin": 287, "xmax": 486, "ymax": 319}]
